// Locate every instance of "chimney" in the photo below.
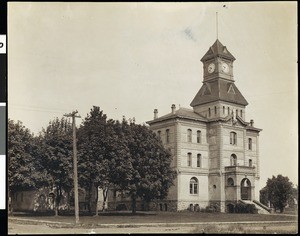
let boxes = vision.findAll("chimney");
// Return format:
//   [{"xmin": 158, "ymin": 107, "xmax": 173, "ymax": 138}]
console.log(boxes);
[
  {"xmin": 171, "ymin": 104, "xmax": 176, "ymax": 114},
  {"xmin": 154, "ymin": 109, "xmax": 158, "ymax": 119},
  {"xmin": 250, "ymin": 119, "xmax": 254, "ymax": 126}
]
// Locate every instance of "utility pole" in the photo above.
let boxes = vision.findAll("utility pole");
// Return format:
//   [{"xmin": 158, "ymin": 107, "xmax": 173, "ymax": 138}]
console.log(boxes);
[{"xmin": 64, "ymin": 110, "xmax": 81, "ymax": 224}]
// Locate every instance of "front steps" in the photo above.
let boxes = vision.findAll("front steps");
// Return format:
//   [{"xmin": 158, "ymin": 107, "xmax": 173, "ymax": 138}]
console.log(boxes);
[{"xmin": 240, "ymin": 200, "xmax": 272, "ymax": 214}]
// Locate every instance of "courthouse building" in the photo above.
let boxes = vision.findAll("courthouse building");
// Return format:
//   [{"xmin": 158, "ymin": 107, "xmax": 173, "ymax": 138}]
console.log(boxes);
[{"xmin": 146, "ymin": 39, "xmax": 263, "ymax": 212}]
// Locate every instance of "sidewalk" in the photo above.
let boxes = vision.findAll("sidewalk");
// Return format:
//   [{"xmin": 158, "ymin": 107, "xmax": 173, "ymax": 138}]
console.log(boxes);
[{"xmin": 9, "ymin": 216, "xmax": 297, "ymax": 229}]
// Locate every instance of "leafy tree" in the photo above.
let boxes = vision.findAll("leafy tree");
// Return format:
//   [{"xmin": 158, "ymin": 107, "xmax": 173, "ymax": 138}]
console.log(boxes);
[
  {"xmin": 118, "ymin": 118, "xmax": 176, "ymax": 213},
  {"xmin": 259, "ymin": 186, "xmax": 269, "ymax": 206},
  {"xmin": 8, "ymin": 119, "xmax": 48, "ymax": 214},
  {"xmin": 77, "ymin": 107, "xmax": 132, "ymax": 215},
  {"xmin": 287, "ymin": 186, "xmax": 298, "ymax": 209},
  {"xmin": 38, "ymin": 117, "xmax": 74, "ymax": 216},
  {"xmin": 262, "ymin": 175, "xmax": 294, "ymax": 213},
  {"xmin": 77, "ymin": 106, "xmax": 108, "ymax": 214}
]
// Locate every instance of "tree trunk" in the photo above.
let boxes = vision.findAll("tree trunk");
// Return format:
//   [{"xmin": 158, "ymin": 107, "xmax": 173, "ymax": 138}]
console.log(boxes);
[
  {"xmin": 54, "ymin": 186, "xmax": 60, "ymax": 216},
  {"xmin": 9, "ymin": 191, "xmax": 14, "ymax": 216},
  {"xmin": 102, "ymin": 187, "xmax": 108, "ymax": 212},
  {"xmin": 131, "ymin": 196, "xmax": 137, "ymax": 214},
  {"xmin": 94, "ymin": 186, "xmax": 99, "ymax": 216},
  {"xmin": 88, "ymin": 185, "xmax": 92, "ymax": 214}
]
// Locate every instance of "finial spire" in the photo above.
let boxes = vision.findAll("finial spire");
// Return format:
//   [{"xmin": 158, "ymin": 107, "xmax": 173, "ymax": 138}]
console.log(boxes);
[{"xmin": 216, "ymin": 12, "xmax": 219, "ymax": 39}]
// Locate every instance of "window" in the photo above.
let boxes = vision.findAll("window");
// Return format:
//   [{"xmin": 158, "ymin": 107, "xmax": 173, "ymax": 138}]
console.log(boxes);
[
  {"xmin": 215, "ymin": 106, "xmax": 217, "ymax": 115},
  {"xmin": 208, "ymin": 108, "xmax": 211, "ymax": 117},
  {"xmin": 236, "ymin": 109, "xmax": 238, "ymax": 116},
  {"xmin": 187, "ymin": 153, "xmax": 192, "ymax": 167},
  {"xmin": 230, "ymin": 154, "xmax": 237, "ymax": 166},
  {"xmin": 230, "ymin": 132, "xmax": 237, "ymax": 145},
  {"xmin": 249, "ymin": 159, "xmax": 252, "ymax": 167},
  {"xmin": 248, "ymin": 138, "xmax": 252, "ymax": 150},
  {"xmin": 187, "ymin": 129, "xmax": 192, "ymax": 142},
  {"xmin": 228, "ymin": 107, "xmax": 230, "ymax": 114},
  {"xmin": 223, "ymin": 106, "xmax": 225, "ymax": 114},
  {"xmin": 197, "ymin": 154, "xmax": 201, "ymax": 167},
  {"xmin": 197, "ymin": 130, "xmax": 201, "ymax": 143},
  {"xmin": 240, "ymin": 110, "xmax": 243, "ymax": 118},
  {"xmin": 189, "ymin": 177, "xmax": 198, "ymax": 194},
  {"xmin": 157, "ymin": 130, "xmax": 161, "ymax": 139},
  {"xmin": 227, "ymin": 178, "xmax": 234, "ymax": 186},
  {"xmin": 166, "ymin": 129, "xmax": 170, "ymax": 143}
]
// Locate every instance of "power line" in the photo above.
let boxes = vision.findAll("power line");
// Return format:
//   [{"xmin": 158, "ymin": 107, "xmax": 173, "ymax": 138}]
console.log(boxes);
[{"xmin": 8, "ymin": 104, "xmax": 69, "ymax": 114}]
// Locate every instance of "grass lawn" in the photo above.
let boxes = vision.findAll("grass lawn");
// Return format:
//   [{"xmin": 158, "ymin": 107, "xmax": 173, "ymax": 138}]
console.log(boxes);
[{"xmin": 9, "ymin": 211, "xmax": 298, "ymax": 225}]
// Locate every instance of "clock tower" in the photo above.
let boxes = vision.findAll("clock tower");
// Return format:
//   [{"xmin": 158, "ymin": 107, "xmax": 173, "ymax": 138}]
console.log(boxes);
[
  {"xmin": 201, "ymin": 39, "xmax": 235, "ymax": 82},
  {"xmin": 191, "ymin": 39, "xmax": 248, "ymax": 120}
]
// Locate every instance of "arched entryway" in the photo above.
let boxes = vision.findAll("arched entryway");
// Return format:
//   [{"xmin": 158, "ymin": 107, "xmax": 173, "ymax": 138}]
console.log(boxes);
[{"xmin": 241, "ymin": 178, "xmax": 251, "ymax": 200}]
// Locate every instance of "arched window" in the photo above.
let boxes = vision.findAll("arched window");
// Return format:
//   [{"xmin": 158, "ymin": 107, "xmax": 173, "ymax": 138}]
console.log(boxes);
[
  {"xmin": 157, "ymin": 130, "xmax": 161, "ymax": 139},
  {"xmin": 248, "ymin": 138, "xmax": 252, "ymax": 150},
  {"xmin": 189, "ymin": 177, "xmax": 198, "ymax": 194},
  {"xmin": 230, "ymin": 132, "xmax": 237, "ymax": 145},
  {"xmin": 208, "ymin": 108, "xmax": 211, "ymax": 117},
  {"xmin": 197, "ymin": 130, "xmax": 201, "ymax": 143},
  {"xmin": 187, "ymin": 129, "xmax": 192, "ymax": 142},
  {"xmin": 187, "ymin": 153, "xmax": 192, "ymax": 167},
  {"xmin": 230, "ymin": 154, "xmax": 237, "ymax": 166},
  {"xmin": 166, "ymin": 129, "xmax": 170, "ymax": 143},
  {"xmin": 227, "ymin": 178, "xmax": 234, "ymax": 186},
  {"xmin": 197, "ymin": 154, "xmax": 201, "ymax": 167}
]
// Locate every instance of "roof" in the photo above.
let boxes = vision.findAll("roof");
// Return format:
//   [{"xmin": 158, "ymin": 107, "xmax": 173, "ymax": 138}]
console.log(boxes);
[
  {"xmin": 201, "ymin": 39, "xmax": 235, "ymax": 62},
  {"xmin": 146, "ymin": 107, "xmax": 207, "ymax": 125},
  {"xmin": 190, "ymin": 79, "xmax": 248, "ymax": 107}
]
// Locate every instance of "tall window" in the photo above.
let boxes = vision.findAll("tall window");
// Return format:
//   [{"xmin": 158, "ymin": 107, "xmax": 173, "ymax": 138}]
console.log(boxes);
[
  {"xmin": 236, "ymin": 109, "xmax": 238, "ymax": 116},
  {"xmin": 197, "ymin": 130, "xmax": 201, "ymax": 143},
  {"xmin": 208, "ymin": 108, "xmax": 211, "ymax": 117},
  {"xmin": 166, "ymin": 129, "xmax": 170, "ymax": 143},
  {"xmin": 230, "ymin": 154, "xmax": 237, "ymax": 166},
  {"xmin": 190, "ymin": 177, "xmax": 198, "ymax": 194},
  {"xmin": 187, "ymin": 129, "xmax": 192, "ymax": 142},
  {"xmin": 249, "ymin": 159, "xmax": 253, "ymax": 167},
  {"xmin": 228, "ymin": 107, "xmax": 230, "ymax": 114},
  {"xmin": 248, "ymin": 138, "xmax": 252, "ymax": 150},
  {"xmin": 240, "ymin": 110, "xmax": 243, "ymax": 118},
  {"xmin": 187, "ymin": 153, "xmax": 192, "ymax": 167},
  {"xmin": 230, "ymin": 132, "xmax": 237, "ymax": 145},
  {"xmin": 223, "ymin": 106, "xmax": 225, "ymax": 114},
  {"xmin": 215, "ymin": 106, "xmax": 217, "ymax": 115},
  {"xmin": 157, "ymin": 130, "xmax": 161, "ymax": 139},
  {"xmin": 197, "ymin": 154, "xmax": 201, "ymax": 167}
]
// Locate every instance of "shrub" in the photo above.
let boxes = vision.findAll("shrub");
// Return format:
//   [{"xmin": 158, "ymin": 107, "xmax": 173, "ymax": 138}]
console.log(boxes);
[
  {"xmin": 116, "ymin": 204, "xmax": 127, "ymax": 211},
  {"xmin": 235, "ymin": 203, "xmax": 258, "ymax": 213}
]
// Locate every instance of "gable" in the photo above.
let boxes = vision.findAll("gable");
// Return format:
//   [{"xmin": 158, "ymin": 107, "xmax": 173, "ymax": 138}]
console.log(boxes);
[{"xmin": 227, "ymin": 83, "xmax": 236, "ymax": 94}]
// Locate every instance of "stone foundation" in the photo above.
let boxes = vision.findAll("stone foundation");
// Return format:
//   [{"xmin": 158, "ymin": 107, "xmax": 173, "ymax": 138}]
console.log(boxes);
[{"xmin": 108, "ymin": 199, "xmax": 210, "ymax": 212}]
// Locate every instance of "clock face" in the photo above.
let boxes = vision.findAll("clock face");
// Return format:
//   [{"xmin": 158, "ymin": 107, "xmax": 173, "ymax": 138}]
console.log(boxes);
[
  {"xmin": 221, "ymin": 62, "xmax": 229, "ymax": 73},
  {"xmin": 207, "ymin": 63, "xmax": 215, "ymax": 73}
]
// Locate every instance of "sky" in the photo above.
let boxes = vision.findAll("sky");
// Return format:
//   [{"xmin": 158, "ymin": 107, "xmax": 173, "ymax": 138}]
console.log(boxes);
[{"xmin": 7, "ymin": 2, "xmax": 298, "ymax": 187}]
